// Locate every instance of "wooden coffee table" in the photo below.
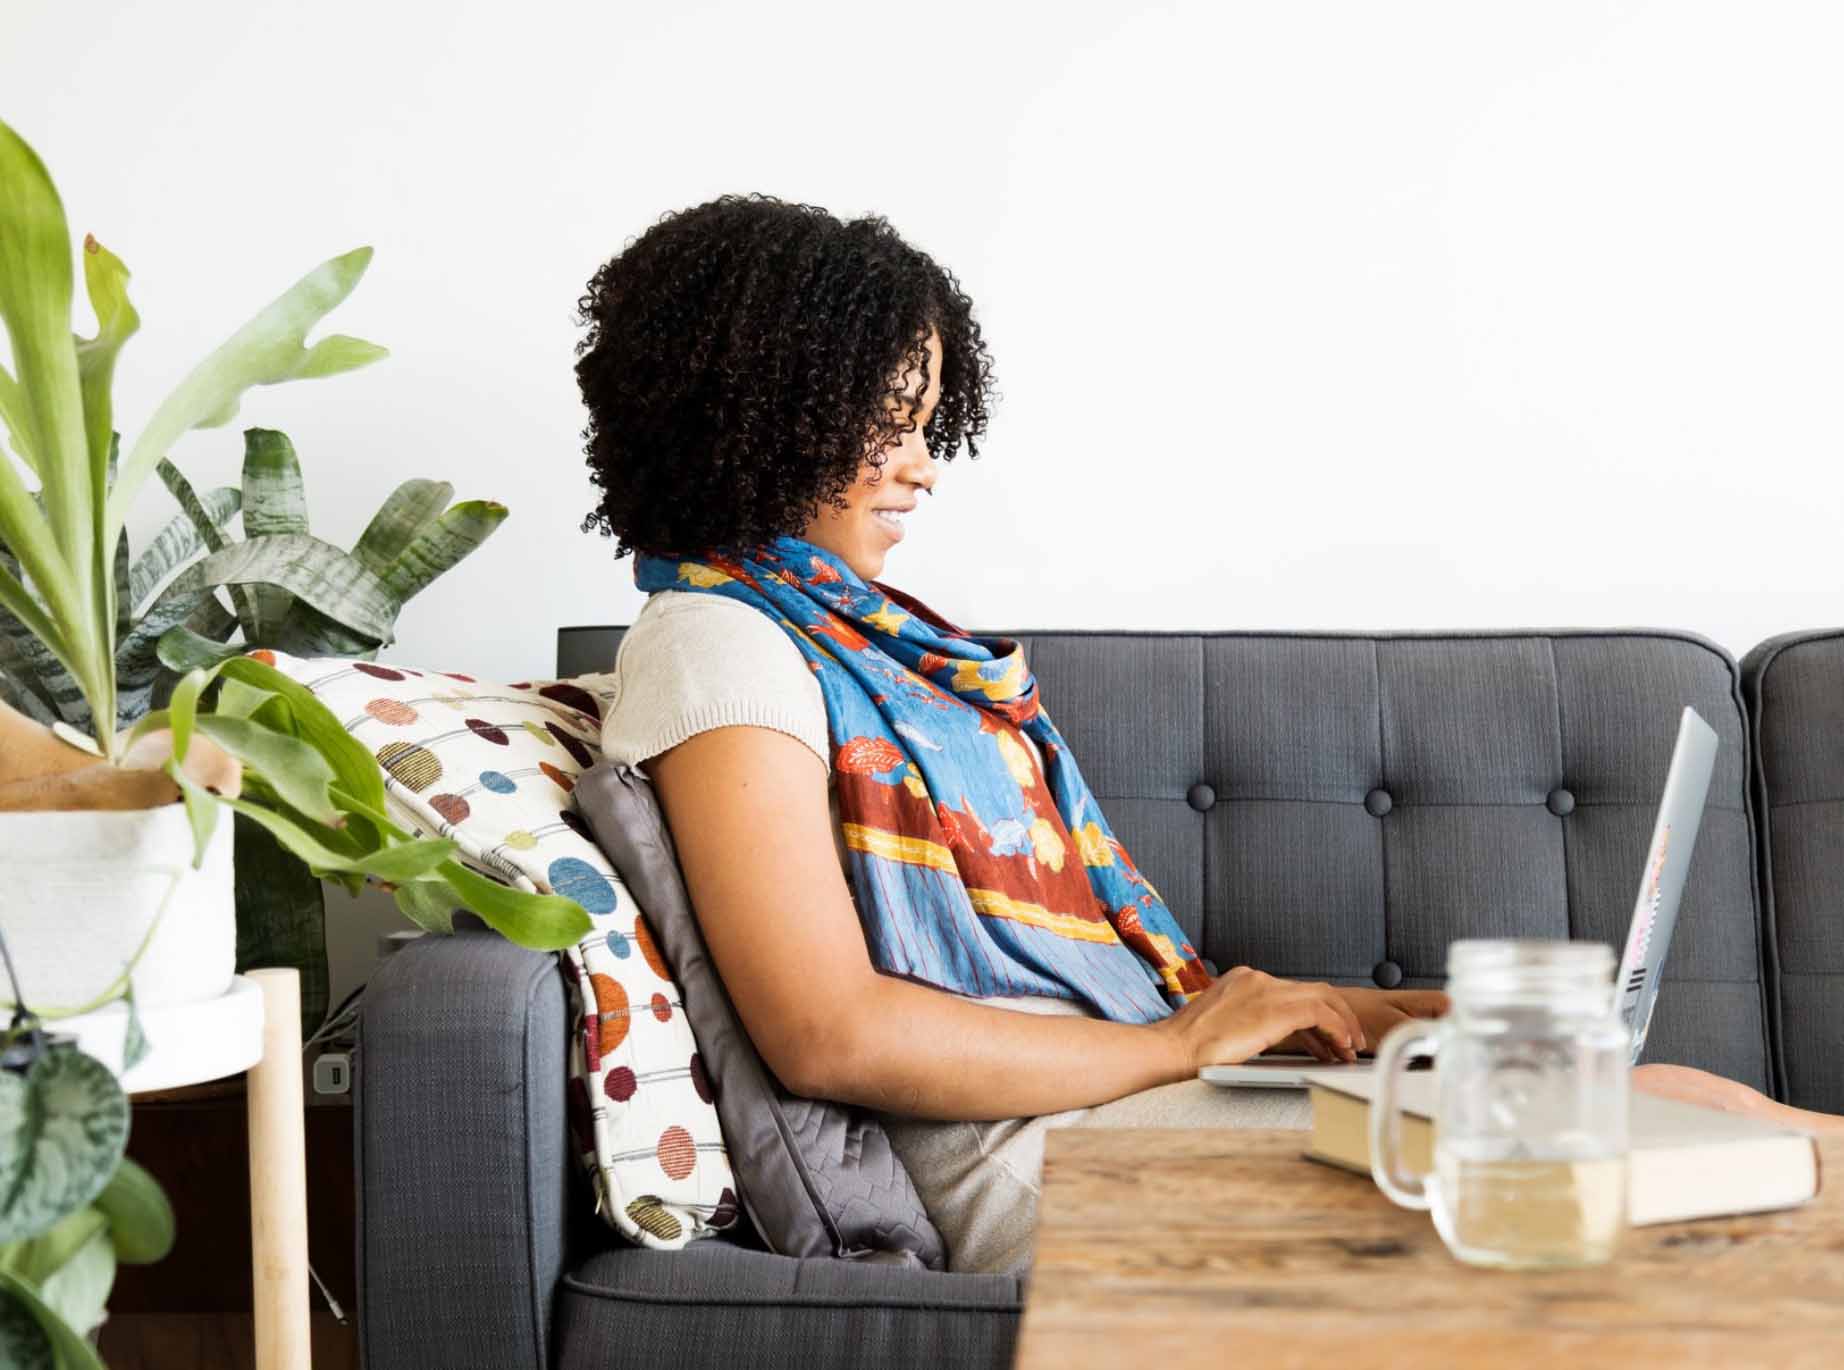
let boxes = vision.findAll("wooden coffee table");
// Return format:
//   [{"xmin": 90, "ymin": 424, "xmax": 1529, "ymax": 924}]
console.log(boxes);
[{"xmin": 1015, "ymin": 1127, "xmax": 1844, "ymax": 1369}]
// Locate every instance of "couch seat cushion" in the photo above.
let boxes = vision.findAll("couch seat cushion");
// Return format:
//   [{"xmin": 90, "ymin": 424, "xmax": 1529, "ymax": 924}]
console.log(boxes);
[{"xmin": 554, "ymin": 1242, "xmax": 1022, "ymax": 1370}]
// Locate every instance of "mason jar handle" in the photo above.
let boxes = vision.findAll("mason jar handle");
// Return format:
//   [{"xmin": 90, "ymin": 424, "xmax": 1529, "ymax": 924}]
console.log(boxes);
[{"xmin": 1369, "ymin": 1020, "xmax": 1442, "ymax": 1210}]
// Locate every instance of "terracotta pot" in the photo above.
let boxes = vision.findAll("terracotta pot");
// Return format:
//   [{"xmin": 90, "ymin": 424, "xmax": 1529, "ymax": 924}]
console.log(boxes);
[{"xmin": 0, "ymin": 801, "xmax": 236, "ymax": 1014}]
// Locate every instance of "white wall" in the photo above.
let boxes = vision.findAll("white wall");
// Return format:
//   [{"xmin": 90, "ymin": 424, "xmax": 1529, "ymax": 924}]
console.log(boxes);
[{"xmin": 8, "ymin": 0, "xmax": 1842, "ymax": 997}]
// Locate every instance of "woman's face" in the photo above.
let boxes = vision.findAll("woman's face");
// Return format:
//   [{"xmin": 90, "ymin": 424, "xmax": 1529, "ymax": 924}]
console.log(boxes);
[{"xmin": 798, "ymin": 327, "xmax": 942, "ymax": 582}]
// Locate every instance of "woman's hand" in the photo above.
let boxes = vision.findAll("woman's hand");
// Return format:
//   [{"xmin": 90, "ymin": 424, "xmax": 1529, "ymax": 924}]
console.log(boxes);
[
  {"xmin": 1154, "ymin": 966, "xmax": 1370, "ymax": 1075},
  {"xmin": 1267, "ymin": 985, "xmax": 1451, "ymax": 1062}
]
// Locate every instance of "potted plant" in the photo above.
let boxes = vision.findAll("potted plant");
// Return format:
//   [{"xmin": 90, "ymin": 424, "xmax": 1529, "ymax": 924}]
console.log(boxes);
[
  {"xmin": 3, "ymin": 420, "xmax": 518, "ymax": 1031},
  {"xmin": 0, "ymin": 112, "xmax": 590, "ymax": 1027}
]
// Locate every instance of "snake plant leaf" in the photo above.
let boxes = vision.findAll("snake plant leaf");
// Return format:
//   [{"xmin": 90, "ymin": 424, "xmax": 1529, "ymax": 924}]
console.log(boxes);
[
  {"xmin": 167, "ymin": 534, "xmax": 402, "ymax": 645},
  {"xmin": 350, "ymin": 477, "xmax": 453, "ymax": 576},
  {"xmin": 115, "ymin": 574, "xmax": 216, "ymax": 723},
  {"xmin": 128, "ymin": 484, "xmax": 240, "ymax": 610},
  {"xmin": 105, "ymin": 246, "xmax": 387, "ymax": 541},
  {"xmin": 94, "ymin": 1158, "xmax": 174, "ymax": 1266},
  {"xmin": 240, "ymin": 428, "xmax": 309, "ymax": 538},
  {"xmin": 154, "ymin": 622, "xmax": 247, "ymax": 675},
  {"xmin": 217, "ymin": 654, "xmax": 387, "ymax": 814},
  {"xmin": 240, "ymin": 427, "xmax": 308, "ymax": 639},
  {"xmin": 0, "ymin": 566, "xmax": 87, "ymax": 729},
  {"xmin": 0, "ymin": 118, "xmax": 96, "ymax": 654},
  {"xmin": 0, "ymin": 1268, "xmax": 101, "ymax": 1370},
  {"xmin": 0, "ymin": 1045, "xmax": 130, "ymax": 1244},
  {"xmin": 428, "ymin": 860, "xmax": 591, "ymax": 951},
  {"xmin": 157, "ymin": 455, "xmax": 260, "ymax": 634},
  {"xmin": 378, "ymin": 499, "xmax": 508, "ymax": 603},
  {"xmin": 196, "ymin": 714, "xmax": 341, "ymax": 827},
  {"xmin": 272, "ymin": 601, "xmax": 382, "ymax": 659}
]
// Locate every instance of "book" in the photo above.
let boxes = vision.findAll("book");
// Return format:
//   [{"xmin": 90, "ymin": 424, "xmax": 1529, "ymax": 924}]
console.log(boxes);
[{"xmin": 1304, "ymin": 1067, "xmax": 1822, "ymax": 1225}]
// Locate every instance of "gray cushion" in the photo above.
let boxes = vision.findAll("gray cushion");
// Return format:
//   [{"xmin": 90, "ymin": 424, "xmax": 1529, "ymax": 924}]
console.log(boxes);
[
  {"xmin": 1742, "ymin": 630, "xmax": 1844, "ymax": 1113},
  {"xmin": 554, "ymin": 1242, "xmax": 1020, "ymax": 1370},
  {"xmin": 572, "ymin": 758, "xmax": 948, "ymax": 1269}
]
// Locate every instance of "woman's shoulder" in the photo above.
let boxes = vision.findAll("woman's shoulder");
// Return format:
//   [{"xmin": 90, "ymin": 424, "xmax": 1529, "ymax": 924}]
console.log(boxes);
[{"xmin": 602, "ymin": 590, "xmax": 830, "ymax": 771}]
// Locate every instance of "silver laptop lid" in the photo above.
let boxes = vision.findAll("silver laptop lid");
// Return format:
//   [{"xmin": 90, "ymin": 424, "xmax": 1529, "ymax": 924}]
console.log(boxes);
[{"xmin": 1615, "ymin": 706, "xmax": 1720, "ymax": 1065}]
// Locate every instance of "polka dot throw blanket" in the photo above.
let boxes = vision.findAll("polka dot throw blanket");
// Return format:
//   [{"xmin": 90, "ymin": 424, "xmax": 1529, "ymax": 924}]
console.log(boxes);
[{"xmin": 264, "ymin": 649, "xmax": 736, "ymax": 1249}]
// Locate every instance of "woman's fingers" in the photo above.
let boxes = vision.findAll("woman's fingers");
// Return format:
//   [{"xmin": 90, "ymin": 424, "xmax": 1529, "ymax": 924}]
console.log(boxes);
[
  {"xmin": 1314, "ymin": 983, "xmax": 1366, "ymax": 1053},
  {"xmin": 1292, "ymin": 992, "xmax": 1358, "ymax": 1062}
]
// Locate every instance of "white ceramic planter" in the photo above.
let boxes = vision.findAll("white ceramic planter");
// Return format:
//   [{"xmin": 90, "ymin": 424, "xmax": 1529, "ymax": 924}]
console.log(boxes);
[{"xmin": 0, "ymin": 801, "xmax": 236, "ymax": 1015}]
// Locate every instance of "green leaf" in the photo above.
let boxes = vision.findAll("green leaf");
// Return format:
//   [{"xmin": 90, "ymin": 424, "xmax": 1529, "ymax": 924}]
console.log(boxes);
[
  {"xmin": 94, "ymin": 1159, "xmax": 174, "ymax": 1265},
  {"xmin": 430, "ymin": 860, "xmax": 591, "ymax": 951},
  {"xmin": 347, "ymin": 837, "xmax": 455, "ymax": 883},
  {"xmin": 351, "ymin": 477, "xmax": 453, "ymax": 577},
  {"xmin": 392, "ymin": 881, "xmax": 457, "ymax": 935},
  {"xmin": 166, "ymin": 761, "xmax": 221, "ymax": 870},
  {"xmin": 128, "ymin": 485, "xmax": 240, "ymax": 610},
  {"xmin": 213, "ymin": 675, "xmax": 274, "ymax": 720},
  {"xmin": 196, "ymin": 713, "xmax": 341, "ymax": 827},
  {"xmin": 378, "ymin": 499, "xmax": 507, "ymax": 604},
  {"xmin": 75, "ymin": 238, "xmax": 139, "ymax": 669},
  {"xmin": 217, "ymin": 655, "xmax": 386, "ymax": 814},
  {"xmin": 0, "ymin": 1045, "xmax": 129, "ymax": 1244},
  {"xmin": 33, "ymin": 1220, "xmax": 112, "ymax": 1344},
  {"xmin": 165, "ymin": 666, "xmax": 207, "ymax": 764},
  {"xmin": 239, "ymin": 428, "xmax": 308, "ymax": 639},
  {"xmin": 5, "ymin": 1207, "xmax": 105, "ymax": 1285},
  {"xmin": 106, "ymin": 246, "xmax": 388, "ymax": 542},
  {"xmin": 0, "ymin": 118, "xmax": 100, "ymax": 695},
  {"xmin": 0, "ymin": 360, "xmax": 35, "ymax": 475},
  {"xmin": 166, "ymin": 534, "xmax": 402, "ymax": 645},
  {"xmin": 0, "ymin": 1268, "xmax": 106, "ymax": 1370},
  {"xmin": 120, "ymin": 983, "xmax": 149, "ymax": 1072}
]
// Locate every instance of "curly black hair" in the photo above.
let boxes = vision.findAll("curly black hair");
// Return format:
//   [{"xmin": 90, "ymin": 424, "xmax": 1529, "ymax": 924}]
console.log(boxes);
[{"xmin": 574, "ymin": 193, "xmax": 999, "ymax": 559}]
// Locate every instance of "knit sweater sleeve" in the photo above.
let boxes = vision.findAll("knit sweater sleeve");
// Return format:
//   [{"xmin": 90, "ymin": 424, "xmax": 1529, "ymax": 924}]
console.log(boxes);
[{"xmin": 599, "ymin": 590, "xmax": 832, "ymax": 774}]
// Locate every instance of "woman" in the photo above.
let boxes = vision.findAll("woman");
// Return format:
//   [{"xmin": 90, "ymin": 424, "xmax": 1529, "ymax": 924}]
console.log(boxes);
[{"xmin": 574, "ymin": 194, "xmax": 1837, "ymax": 1274}]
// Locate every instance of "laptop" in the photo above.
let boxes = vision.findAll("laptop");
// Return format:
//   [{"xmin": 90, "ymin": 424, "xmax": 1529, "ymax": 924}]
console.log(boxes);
[{"xmin": 1200, "ymin": 705, "xmax": 1721, "ymax": 1089}]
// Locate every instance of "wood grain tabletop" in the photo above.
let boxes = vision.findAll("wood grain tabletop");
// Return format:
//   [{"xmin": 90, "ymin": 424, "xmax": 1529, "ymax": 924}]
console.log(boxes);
[{"xmin": 1014, "ymin": 1127, "xmax": 1844, "ymax": 1370}]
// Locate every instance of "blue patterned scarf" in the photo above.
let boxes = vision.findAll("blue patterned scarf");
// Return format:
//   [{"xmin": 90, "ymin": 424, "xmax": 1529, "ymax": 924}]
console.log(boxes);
[{"xmin": 632, "ymin": 535, "xmax": 1211, "ymax": 1023}]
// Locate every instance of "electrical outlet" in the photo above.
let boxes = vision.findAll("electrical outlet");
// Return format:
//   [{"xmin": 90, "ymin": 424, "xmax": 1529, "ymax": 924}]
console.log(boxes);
[{"xmin": 311, "ymin": 1050, "xmax": 352, "ymax": 1098}]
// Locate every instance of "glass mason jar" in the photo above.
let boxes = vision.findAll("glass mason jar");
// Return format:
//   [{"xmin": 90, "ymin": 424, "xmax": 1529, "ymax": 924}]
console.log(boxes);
[{"xmin": 1370, "ymin": 939, "xmax": 1631, "ymax": 1269}]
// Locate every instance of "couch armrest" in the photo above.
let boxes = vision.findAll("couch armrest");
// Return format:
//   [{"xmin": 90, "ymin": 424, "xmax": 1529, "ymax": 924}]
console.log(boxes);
[{"xmin": 356, "ymin": 929, "xmax": 572, "ymax": 1370}]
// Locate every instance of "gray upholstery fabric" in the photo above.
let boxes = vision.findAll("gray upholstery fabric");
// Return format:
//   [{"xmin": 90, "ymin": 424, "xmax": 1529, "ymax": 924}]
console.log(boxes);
[
  {"xmin": 566, "ymin": 625, "xmax": 1770, "ymax": 1086},
  {"xmin": 360, "ymin": 624, "xmax": 1778, "ymax": 1370},
  {"xmin": 1743, "ymin": 631, "xmax": 1844, "ymax": 1113},
  {"xmin": 356, "ymin": 929, "xmax": 573, "ymax": 1370},
  {"xmin": 553, "ymin": 1243, "xmax": 1021, "ymax": 1370},
  {"xmin": 572, "ymin": 758, "xmax": 947, "ymax": 1269}
]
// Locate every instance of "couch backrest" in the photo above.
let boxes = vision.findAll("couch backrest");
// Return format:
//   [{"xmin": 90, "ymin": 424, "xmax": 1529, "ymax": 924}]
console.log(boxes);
[
  {"xmin": 559, "ymin": 625, "xmax": 1773, "ymax": 1096},
  {"xmin": 1744, "ymin": 631, "xmax": 1844, "ymax": 1114}
]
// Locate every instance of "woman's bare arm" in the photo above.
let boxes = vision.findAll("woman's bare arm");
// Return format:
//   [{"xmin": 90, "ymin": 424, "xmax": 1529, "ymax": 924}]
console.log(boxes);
[{"xmin": 647, "ymin": 724, "xmax": 1367, "ymax": 1121}]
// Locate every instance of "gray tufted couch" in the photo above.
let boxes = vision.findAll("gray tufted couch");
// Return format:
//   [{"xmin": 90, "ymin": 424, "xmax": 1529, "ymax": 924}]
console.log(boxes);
[{"xmin": 356, "ymin": 625, "xmax": 1840, "ymax": 1369}]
